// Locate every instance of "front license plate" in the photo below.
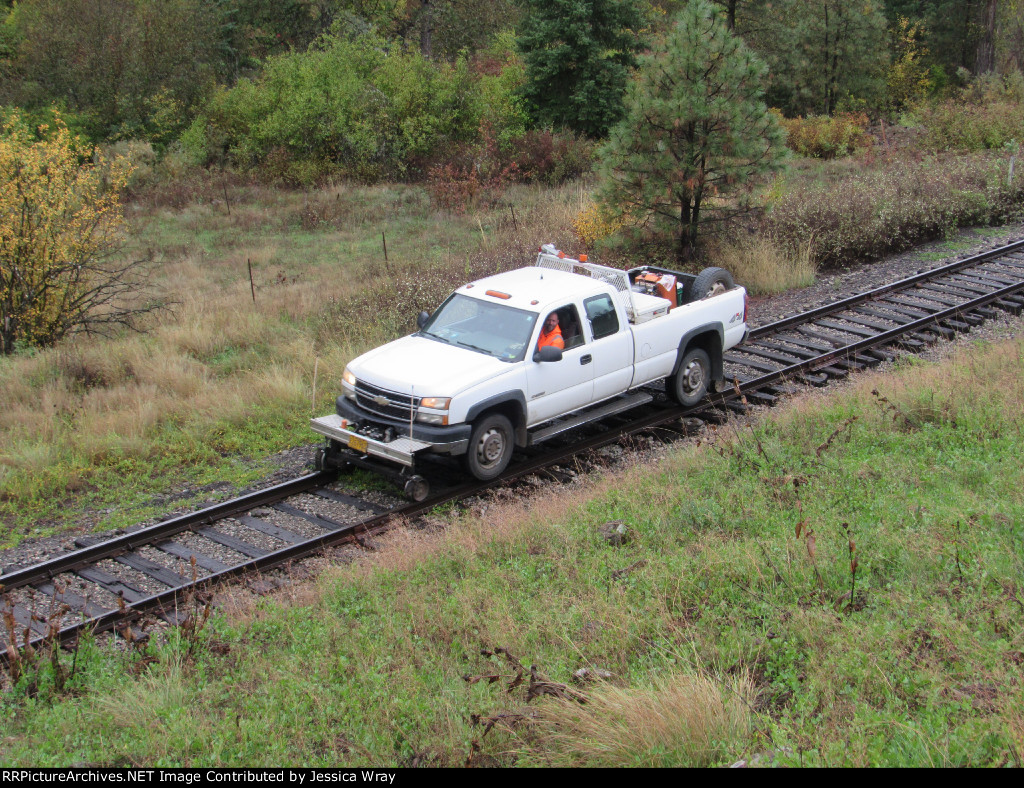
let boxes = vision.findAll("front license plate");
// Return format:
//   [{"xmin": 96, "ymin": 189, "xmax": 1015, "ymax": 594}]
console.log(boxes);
[{"xmin": 347, "ymin": 434, "xmax": 368, "ymax": 453}]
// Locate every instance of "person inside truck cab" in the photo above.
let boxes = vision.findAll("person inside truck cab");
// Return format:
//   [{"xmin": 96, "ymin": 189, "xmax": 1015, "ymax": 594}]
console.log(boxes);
[{"xmin": 537, "ymin": 311, "xmax": 565, "ymax": 351}]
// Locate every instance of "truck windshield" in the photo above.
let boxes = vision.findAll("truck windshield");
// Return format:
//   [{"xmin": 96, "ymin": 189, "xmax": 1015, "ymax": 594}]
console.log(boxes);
[{"xmin": 419, "ymin": 293, "xmax": 538, "ymax": 362}]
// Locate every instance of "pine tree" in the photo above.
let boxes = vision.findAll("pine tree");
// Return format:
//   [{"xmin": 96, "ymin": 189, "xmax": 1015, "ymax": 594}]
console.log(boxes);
[
  {"xmin": 596, "ymin": 0, "xmax": 786, "ymax": 261},
  {"xmin": 515, "ymin": 0, "xmax": 646, "ymax": 138},
  {"xmin": 752, "ymin": 0, "xmax": 888, "ymax": 116}
]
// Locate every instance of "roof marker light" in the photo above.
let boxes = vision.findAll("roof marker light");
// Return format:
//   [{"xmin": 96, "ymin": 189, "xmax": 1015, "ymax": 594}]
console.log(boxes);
[{"xmin": 485, "ymin": 289, "xmax": 511, "ymax": 299}]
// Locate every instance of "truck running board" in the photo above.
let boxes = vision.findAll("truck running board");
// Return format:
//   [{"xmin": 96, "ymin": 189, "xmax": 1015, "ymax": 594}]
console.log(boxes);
[{"xmin": 528, "ymin": 391, "xmax": 654, "ymax": 445}]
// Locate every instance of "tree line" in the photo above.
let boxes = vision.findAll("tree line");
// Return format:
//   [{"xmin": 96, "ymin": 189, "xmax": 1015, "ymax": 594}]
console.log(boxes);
[{"xmin": 0, "ymin": 1, "xmax": 1021, "ymax": 148}]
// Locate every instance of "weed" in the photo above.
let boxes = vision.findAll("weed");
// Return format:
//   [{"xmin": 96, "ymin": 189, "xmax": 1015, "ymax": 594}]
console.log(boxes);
[
  {"xmin": 176, "ymin": 557, "xmax": 213, "ymax": 663},
  {"xmin": 530, "ymin": 671, "xmax": 753, "ymax": 767},
  {"xmin": 765, "ymin": 151, "xmax": 1024, "ymax": 268},
  {"xmin": 710, "ymin": 233, "xmax": 816, "ymax": 295},
  {"xmin": 1, "ymin": 583, "xmax": 85, "ymax": 699}
]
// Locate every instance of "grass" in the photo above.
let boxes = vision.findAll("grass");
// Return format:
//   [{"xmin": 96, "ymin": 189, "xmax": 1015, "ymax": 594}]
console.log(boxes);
[{"xmin": 2, "ymin": 335, "xmax": 1022, "ymax": 766}]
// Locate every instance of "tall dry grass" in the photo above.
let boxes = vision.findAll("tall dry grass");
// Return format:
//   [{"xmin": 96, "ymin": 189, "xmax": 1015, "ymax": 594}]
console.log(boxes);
[
  {"xmin": 532, "ymin": 673, "xmax": 754, "ymax": 767},
  {"xmin": 711, "ymin": 233, "xmax": 817, "ymax": 295}
]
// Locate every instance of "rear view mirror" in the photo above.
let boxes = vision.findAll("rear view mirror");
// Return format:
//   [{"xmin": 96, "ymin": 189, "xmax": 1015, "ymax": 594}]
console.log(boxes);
[{"xmin": 416, "ymin": 311, "xmax": 430, "ymax": 329}]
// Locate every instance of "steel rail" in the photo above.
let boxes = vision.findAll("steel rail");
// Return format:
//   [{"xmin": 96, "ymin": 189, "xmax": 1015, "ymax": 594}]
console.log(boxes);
[
  {"xmin": 1, "ymin": 402, "xmax": 709, "ymax": 662},
  {"xmin": 725, "ymin": 274, "xmax": 1024, "ymax": 397},
  {"xmin": 0, "ymin": 471, "xmax": 338, "ymax": 592},
  {"xmin": 748, "ymin": 237, "xmax": 1024, "ymax": 340}
]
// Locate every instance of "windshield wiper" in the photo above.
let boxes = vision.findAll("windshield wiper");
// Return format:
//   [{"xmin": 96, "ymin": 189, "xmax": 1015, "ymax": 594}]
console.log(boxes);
[
  {"xmin": 456, "ymin": 340, "xmax": 493, "ymax": 355},
  {"xmin": 420, "ymin": 331, "xmax": 451, "ymax": 345}
]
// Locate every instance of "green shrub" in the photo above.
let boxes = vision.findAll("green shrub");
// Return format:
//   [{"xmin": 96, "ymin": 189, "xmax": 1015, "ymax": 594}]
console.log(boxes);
[
  {"xmin": 917, "ymin": 101, "xmax": 1024, "ymax": 152},
  {"xmin": 766, "ymin": 152, "xmax": 1024, "ymax": 267},
  {"xmin": 467, "ymin": 30, "xmax": 530, "ymax": 148},
  {"xmin": 198, "ymin": 31, "xmax": 480, "ymax": 183},
  {"xmin": 779, "ymin": 112, "xmax": 873, "ymax": 159},
  {"xmin": 915, "ymin": 73, "xmax": 1024, "ymax": 152}
]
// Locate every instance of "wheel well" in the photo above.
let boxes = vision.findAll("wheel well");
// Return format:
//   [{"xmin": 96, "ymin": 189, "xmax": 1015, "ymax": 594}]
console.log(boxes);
[
  {"xmin": 684, "ymin": 330, "xmax": 723, "ymax": 381},
  {"xmin": 478, "ymin": 402, "xmax": 527, "ymax": 446}
]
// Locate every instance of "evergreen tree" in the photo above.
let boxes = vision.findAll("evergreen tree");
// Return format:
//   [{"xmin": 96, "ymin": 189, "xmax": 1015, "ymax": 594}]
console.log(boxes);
[
  {"xmin": 596, "ymin": 0, "xmax": 786, "ymax": 261},
  {"xmin": 515, "ymin": 0, "xmax": 646, "ymax": 138},
  {"xmin": 751, "ymin": 0, "xmax": 888, "ymax": 116}
]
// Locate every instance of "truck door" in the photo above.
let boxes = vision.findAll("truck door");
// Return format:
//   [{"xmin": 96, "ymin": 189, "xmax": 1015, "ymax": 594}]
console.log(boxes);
[
  {"xmin": 526, "ymin": 304, "xmax": 594, "ymax": 424},
  {"xmin": 583, "ymin": 294, "xmax": 634, "ymax": 400}
]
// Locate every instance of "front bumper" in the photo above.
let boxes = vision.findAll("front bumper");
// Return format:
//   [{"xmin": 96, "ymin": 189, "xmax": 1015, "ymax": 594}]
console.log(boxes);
[
  {"xmin": 316, "ymin": 396, "xmax": 472, "ymax": 467},
  {"xmin": 311, "ymin": 415, "xmax": 437, "ymax": 467}
]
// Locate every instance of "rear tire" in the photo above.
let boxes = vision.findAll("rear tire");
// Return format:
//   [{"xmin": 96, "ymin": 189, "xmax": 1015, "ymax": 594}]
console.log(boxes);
[
  {"xmin": 669, "ymin": 348, "xmax": 711, "ymax": 407},
  {"xmin": 687, "ymin": 267, "xmax": 734, "ymax": 302},
  {"xmin": 464, "ymin": 413, "xmax": 514, "ymax": 481}
]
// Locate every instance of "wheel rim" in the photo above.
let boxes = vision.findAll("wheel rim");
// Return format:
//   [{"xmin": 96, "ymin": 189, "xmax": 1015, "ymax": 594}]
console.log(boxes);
[
  {"xmin": 681, "ymin": 359, "xmax": 706, "ymax": 396},
  {"xmin": 476, "ymin": 427, "xmax": 507, "ymax": 469}
]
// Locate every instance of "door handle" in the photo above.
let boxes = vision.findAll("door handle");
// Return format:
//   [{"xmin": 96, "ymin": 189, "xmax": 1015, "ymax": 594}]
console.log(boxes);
[{"xmin": 580, "ymin": 354, "xmax": 592, "ymax": 365}]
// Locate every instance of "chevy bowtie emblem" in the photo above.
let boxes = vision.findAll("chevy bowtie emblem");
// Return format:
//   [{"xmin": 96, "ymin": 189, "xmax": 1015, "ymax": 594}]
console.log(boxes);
[{"xmin": 373, "ymin": 395, "xmax": 389, "ymax": 406}]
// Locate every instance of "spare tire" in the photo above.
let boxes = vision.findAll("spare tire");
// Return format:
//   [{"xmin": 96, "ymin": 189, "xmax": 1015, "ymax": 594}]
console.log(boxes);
[{"xmin": 687, "ymin": 267, "xmax": 734, "ymax": 302}]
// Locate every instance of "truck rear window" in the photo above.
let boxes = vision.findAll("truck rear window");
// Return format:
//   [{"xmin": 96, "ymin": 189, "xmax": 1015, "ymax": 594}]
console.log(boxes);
[{"xmin": 584, "ymin": 294, "xmax": 619, "ymax": 339}]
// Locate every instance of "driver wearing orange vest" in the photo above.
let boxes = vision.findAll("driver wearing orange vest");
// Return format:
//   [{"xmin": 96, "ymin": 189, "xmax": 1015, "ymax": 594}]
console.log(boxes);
[{"xmin": 537, "ymin": 312, "xmax": 565, "ymax": 352}]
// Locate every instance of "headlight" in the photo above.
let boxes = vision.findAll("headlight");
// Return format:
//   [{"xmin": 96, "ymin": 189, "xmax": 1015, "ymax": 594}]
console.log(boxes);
[
  {"xmin": 416, "ymin": 396, "xmax": 450, "ymax": 426},
  {"xmin": 342, "ymin": 367, "xmax": 357, "ymax": 400}
]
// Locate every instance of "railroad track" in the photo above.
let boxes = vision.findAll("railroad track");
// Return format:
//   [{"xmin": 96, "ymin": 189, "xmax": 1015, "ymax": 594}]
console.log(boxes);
[{"xmin": 3, "ymin": 238, "xmax": 1024, "ymax": 667}]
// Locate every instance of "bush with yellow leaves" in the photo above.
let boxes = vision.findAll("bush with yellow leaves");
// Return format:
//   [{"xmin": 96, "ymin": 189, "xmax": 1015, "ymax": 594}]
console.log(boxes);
[
  {"xmin": 572, "ymin": 202, "xmax": 624, "ymax": 249},
  {"xmin": 0, "ymin": 113, "xmax": 160, "ymax": 354}
]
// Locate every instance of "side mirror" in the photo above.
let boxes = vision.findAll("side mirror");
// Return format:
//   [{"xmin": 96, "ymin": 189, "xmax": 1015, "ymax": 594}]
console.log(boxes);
[
  {"xmin": 416, "ymin": 311, "xmax": 430, "ymax": 329},
  {"xmin": 533, "ymin": 345, "xmax": 563, "ymax": 363}
]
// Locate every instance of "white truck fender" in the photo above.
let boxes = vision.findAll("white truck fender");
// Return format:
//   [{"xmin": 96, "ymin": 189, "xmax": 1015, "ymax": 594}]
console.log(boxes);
[{"xmin": 672, "ymin": 323, "xmax": 726, "ymax": 382}]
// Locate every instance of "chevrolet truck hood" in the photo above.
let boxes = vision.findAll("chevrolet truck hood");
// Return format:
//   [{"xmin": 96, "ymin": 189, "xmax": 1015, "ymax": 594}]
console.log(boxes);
[{"xmin": 349, "ymin": 335, "xmax": 510, "ymax": 396}]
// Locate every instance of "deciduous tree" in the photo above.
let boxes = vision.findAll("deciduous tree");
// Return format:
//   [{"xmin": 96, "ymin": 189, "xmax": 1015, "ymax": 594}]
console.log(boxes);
[
  {"xmin": 0, "ymin": 114, "xmax": 157, "ymax": 353},
  {"xmin": 596, "ymin": 0, "xmax": 787, "ymax": 261},
  {"xmin": 9, "ymin": 0, "xmax": 221, "ymax": 142}
]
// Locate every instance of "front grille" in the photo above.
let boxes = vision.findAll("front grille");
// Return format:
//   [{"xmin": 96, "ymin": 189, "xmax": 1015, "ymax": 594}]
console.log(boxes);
[{"xmin": 354, "ymin": 380, "xmax": 420, "ymax": 421}]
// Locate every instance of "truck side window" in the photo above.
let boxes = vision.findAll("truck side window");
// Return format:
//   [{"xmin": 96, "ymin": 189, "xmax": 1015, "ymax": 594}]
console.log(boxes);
[
  {"xmin": 557, "ymin": 305, "xmax": 584, "ymax": 349},
  {"xmin": 584, "ymin": 294, "xmax": 619, "ymax": 339}
]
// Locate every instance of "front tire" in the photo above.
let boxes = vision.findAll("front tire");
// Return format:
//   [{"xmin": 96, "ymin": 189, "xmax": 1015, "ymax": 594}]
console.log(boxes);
[
  {"xmin": 669, "ymin": 348, "xmax": 711, "ymax": 407},
  {"xmin": 464, "ymin": 413, "xmax": 514, "ymax": 481}
]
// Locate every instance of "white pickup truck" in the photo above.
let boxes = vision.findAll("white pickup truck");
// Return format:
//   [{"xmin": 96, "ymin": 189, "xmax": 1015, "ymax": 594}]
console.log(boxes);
[{"xmin": 312, "ymin": 245, "xmax": 748, "ymax": 499}]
